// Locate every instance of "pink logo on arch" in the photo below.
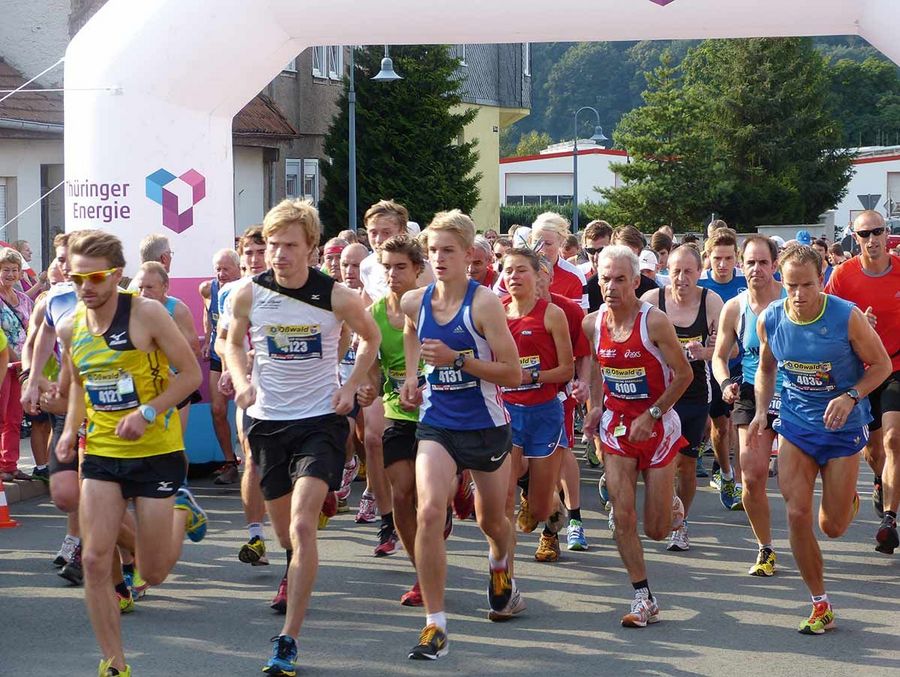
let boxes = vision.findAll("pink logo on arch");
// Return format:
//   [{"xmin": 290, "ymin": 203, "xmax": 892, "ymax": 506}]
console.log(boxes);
[
  {"xmin": 649, "ymin": 0, "xmax": 677, "ymax": 5},
  {"xmin": 145, "ymin": 168, "xmax": 206, "ymax": 233}
]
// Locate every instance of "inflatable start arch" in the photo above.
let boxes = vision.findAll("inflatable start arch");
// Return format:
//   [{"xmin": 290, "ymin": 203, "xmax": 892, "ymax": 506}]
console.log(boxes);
[{"xmin": 65, "ymin": 0, "xmax": 899, "ymax": 295}]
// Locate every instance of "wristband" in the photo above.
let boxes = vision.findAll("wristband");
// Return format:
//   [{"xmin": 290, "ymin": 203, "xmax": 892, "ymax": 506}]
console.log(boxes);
[
  {"xmin": 18, "ymin": 368, "xmax": 30, "ymax": 384},
  {"xmin": 719, "ymin": 376, "xmax": 738, "ymax": 392}
]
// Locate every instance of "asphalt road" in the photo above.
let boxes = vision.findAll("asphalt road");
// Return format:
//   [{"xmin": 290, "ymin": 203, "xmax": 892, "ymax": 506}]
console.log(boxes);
[{"xmin": 1, "ymin": 450, "xmax": 898, "ymax": 677}]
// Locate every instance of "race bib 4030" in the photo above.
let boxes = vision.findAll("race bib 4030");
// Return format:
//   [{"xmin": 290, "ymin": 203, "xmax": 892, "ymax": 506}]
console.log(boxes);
[{"xmin": 783, "ymin": 361, "xmax": 835, "ymax": 392}]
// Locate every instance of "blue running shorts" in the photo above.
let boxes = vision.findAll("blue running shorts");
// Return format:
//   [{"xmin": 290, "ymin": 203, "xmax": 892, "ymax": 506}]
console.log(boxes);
[
  {"xmin": 774, "ymin": 417, "xmax": 868, "ymax": 467},
  {"xmin": 506, "ymin": 397, "xmax": 563, "ymax": 459}
]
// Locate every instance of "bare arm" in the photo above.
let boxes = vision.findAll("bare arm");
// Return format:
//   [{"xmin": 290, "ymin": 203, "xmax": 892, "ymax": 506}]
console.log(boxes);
[
  {"xmin": 750, "ymin": 316, "xmax": 777, "ymax": 434},
  {"xmin": 467, "ymin": 287, "xmax": 521, "ymax": 388},
  {"xmin": 225, "ymin": 282, "xmax": 254, "ymax": 394},
  {"xmin": 173, "ymin": 302, "xmax": 202, "ymax": 358},
  {"xmin": 56, "ymin": 322, "xmax": 86, "ymax": 461},
  {"xmin": 712, "ymin": 298, "xmax": 740, "ymax": 401},
  {"xmin": 698, "ymin": 290, "xmax": 724, "ymax": 362},
  {"xmin": 331, "ymin": 283, "xmax": 381, "ymax": 393},
  {"xmin": 139, "ymin": 299, "xmax": 202, "ymax": 412},
  {"xmin": 846, "ymin": 306, "xmax": 892, "ymax": 397},
  {"xmin": 646, "ymin": 308, "xmax": 693, "ymax": 415},
  {"xmin": 400, "ymin": 288, "xmax": 426, "ymax": 410}
]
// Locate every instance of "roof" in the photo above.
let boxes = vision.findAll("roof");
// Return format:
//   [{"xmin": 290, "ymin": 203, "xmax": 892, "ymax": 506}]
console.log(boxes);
[
  {"xmin": 233, "ymin": 94, "xmax": 298, "ymax": 139},
  {"xmin": 0, "ymin": 58, "xmax": 64, "ymax": 136},
  {"xmin": 500, "ymin": 147, "xmax": 628, "ymax": 164}
]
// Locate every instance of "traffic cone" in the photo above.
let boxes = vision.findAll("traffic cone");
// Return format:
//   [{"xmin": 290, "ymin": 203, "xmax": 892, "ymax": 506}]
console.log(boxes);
[{"xmin": 0, "ymin": 480, "xmax": 19, "ymax": 528}]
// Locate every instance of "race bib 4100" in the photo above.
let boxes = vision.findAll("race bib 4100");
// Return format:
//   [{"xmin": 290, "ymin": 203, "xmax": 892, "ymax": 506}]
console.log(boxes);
[
  {"xmin": 265, "ymin": 324, "xmax": 323, "ymax": 361},
  {"xmin": 602, "ymin": 366, "xmax": 650, "ymax": 400}
]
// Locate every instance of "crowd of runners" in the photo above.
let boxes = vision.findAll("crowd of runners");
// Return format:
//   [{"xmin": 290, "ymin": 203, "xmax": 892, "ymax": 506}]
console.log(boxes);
[{"xmin": 15, "ymin": 199, "xmax": 900, "ymax": 676}]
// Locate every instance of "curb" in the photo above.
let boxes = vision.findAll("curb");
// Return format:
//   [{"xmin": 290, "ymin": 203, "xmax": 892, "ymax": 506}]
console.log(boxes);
[{"xmin": 2, "ymin": 479, "xmax": 49, "ymax": 505}]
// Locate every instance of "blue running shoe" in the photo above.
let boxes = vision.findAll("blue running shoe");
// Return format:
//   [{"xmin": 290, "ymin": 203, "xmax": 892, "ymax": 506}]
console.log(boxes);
[
  {"xmin": 174, "ymin": 486, "xmax": 207, "ymax": 542},
  {"xmin": 567, "ymin": 519, "xmax": 588, "ymax": 551},
  {"xmin": 263, "ymin": 635, "xmax": 298, "ymax": 676}
]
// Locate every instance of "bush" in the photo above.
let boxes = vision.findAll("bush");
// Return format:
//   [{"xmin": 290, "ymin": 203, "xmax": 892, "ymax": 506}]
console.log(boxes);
[{"xmin": 499, "ymin": 202, "xmax": 618, "ymax": 233}]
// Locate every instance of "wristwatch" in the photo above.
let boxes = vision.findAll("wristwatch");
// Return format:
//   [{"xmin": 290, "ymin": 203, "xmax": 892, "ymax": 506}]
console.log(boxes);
[
  {"xmin": 139, "ymin": 404, "xmax": 157, "ymax": 424},
  {"xmin": 649, "ymin": 405, "xmax": 663, "ymax": 420},
  {"xmin": 453, "ymin": 353, "xmax": 466, "ymax": 370},
  {"xmin": 844, "ymin": 388, "xmax": 860, "ymax": 405},
  {"xmin": 530, "ymin": 369, "xmax": 540, "ymax": 385}
]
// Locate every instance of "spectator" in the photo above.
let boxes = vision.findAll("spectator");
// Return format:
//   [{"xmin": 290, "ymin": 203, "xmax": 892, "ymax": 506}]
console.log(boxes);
[
  {"xmin": 483, "ymin": 228, "xmax": 499, "ymax": 245},
  {"xmin": 812, "ymin": 238, "xmax": 833, "ymax": 283},
  {"xmin": 0, "ymin": 247, "xmax": 33, "ymax": 481},
  {"xmin": 13, "ymin": 239, "xmax": 47, "ymax": 301}
]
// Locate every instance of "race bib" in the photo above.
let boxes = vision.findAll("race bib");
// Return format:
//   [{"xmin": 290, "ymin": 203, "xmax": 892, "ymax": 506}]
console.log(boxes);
[
  {"xmin": 602, "ymin": 366, "xmax": 649, "ymax": 400},
  {"xmin": 768, "ymin": 394, "xmax": 781, "ymax": 417},
  {"xmin": 85, "ymin": 370, "xmax": 140, "ymax": 412},
  {"xmin": 387, "ymin": 367, "xmax": 425, "ymax": 394},
  {"xmin": 427, "ymin": 349, "xmax": 477, "ymax": 391},
  {"xmin": 265, "ymin": 324, "xmax": 323, "ymax": 361},
  {"xmin": 505, "ymin": 355, "xmax": 541, "ymax": 392},
  {"xmin": 678, "ymin": 335, "xmax": 703, "ymax": 362},
  {"xmin": 783, "ymin": 361, "xmax": 835, "ymax": 392}
]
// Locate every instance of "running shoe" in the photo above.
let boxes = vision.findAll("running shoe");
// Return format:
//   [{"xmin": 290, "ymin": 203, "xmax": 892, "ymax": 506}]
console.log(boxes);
[
  {"xmin": 59, "ymin": 544, "xmax": 83, "ymax": 585},
  {"xmin": 719, "ymin": 476, "xmax": 740, "ymax": 511},
  {"xmin": 567, "ymin": 519, "xmax": 588, "ymax": 551},
  {"xmin": 748, "ymin": 547, "xmax": 776, "ymax": 576},
  {"xmin": 710, "ymin": 468, "xmax": 722, "ymax": 491},
  {"xmin": 516, "ymin": 492, "xmax": 538, "ymax": 533},
  {"xmin": 487, "ymin": 566, "xmax": 513, "ymax": 615},
  {"xmin": 174, "ymin": 486, "xmax": 208, "ymax": 542},
  {"xmin": 621, "ymin": 595, "xmax": 660, "ymax": 628},
  {"xmin": 271, "ymin": 576, "xmax": 287, "ymax": 614},
  {"xmin": 768, "ymin": 455, "xmax": 778, "ymax": 478},
  {"xmin": 131, "ymin": 570, "xmax": 149, "ymax": 600},
  {"xmin": 585, "ymin": 442, "xmax": 602, "ymax": 468},
  {"xmin": 798, "ymin": 602, "xmax": 835, "ymax": 635},
  {"xmin": 873, "ymin": 479, "xmax": 884, "ymax": 519},
  {"xmin": 598, "ymin": 473, "xmax": 611, "ymax": 512},
  {"xmin": 695, "ymin": 456, "xmax": 709, "ymax": 478},
  {"xmin": 212, "ymin": 459, "xmax": 240, "ymax": 476},
  {"xmin": 729, "ymin": 485, "xmax": 745, "ymax": 512},
  {"xmin": 667, "ymin": 523, "xmax": 689, "ymax": 552},
  {"xmin": 54, "ymin": 537, "xmax": 77, "ymax": 568},
  {"xmin": 488, "ymin": 580, "xmax": 526, "ymax": 622},
  {"xmin": 213, "ymin": 462, "xmax": 239, "ymax": 485},
  {"xmin": 355, "ymin": 490, "xmax": 377, "ymax": 524},
  {"xmin": 400, "ymin": 580, "xmax": 423, "ymax": 607},
  {"xmin": 239, "ymin": 535, "xmax": 269, "ymax": 565},
  {"xmin": 452, "ymin": 471, "xmax": 475, "ymax": 520},
  {"xmin": 407, "ymin": 624, "xmax": 448, "ymax": 660},
  {"xmin": 374, "ymin": 524, "xmax": 400, "ymax": 557},
  {"xmin": 534, "ymin": 532, "xmax": 560, "ymax": 562},
  {"xmin": 671, "ymin": 495, "xmax": 685, "ymax": 530},
  {"xmin": 337, "ymin": 456, "xmax": 359, "ymax": 501},
  {"xmin": 336, "ymin": 497, "xmax": 349, "ymax": 513},
  {"xmin": 122, "ymin": 570, "xmax": 134, "ymax": 592},
  {"xmin": 608, "ymin": 504, "xmax": 616, "ymax": 534},
  {"xmin": 317, "ymin": 512, "xmax": 330, "ymax": 530},
  {"xmin": 117, "ymin": 588, "xmax": 135, "ymax": 614},
  {"xmin": 31, "ymin": 466, "xmax": 49, "ymax": 483},
  {"xmin": 851, "ymin": 492, "xmax": 860, "ymax": 521},
  {"xmin": 98, "ymin": 658, "xmax": 132, "ymax": 676},
  {"xmin": 263, "ymin": 634, "xmax": 298, "ymax": 675},
  {"xmin": 875, "ymin": 513, "xmax": 899, "ymax": 554}
]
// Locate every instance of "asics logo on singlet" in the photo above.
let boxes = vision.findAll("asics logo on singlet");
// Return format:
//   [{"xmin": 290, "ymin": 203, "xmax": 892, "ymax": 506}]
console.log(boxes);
[
  {"xmin": 624, "ymin": 349, "xmax": 642, "ymax": 358},
  {"xmin": 453, "ymin": 326, "xmax": 465, "ymax": 334},
  {"xmin": 157, "ymin": 481, "xmax": 174, "ymax": 492},
  {"xmin": 599, "ymin": 348, "xmax": 616, "ymax": 358},
  {"xmin": 108, "ymin": 331, "xmax": 128, "ymax": 346},
  {"xmin": 522, "ymin": 330, "xmax": 532, "ymax": 336}
]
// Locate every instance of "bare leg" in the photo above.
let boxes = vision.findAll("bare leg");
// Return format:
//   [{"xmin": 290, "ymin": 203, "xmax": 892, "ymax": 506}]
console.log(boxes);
[
  {"xmin": 558, "ymin": 448, "xmax": 581, "ymax": 513},
  {"xmin": 778, "ymin": 438, "xmax": 824, "ymax": 596},
  {"xmin": 604, "ymin": 454, "xmax": 645, "ymax": 583},
  {"xmin": 528, "ymin": 448, "xmax": 563, "ymax": 522},
  {"xmin": 674, "ymin": 453, "xmax": 697, "ymax": 516},
  {"xmin": 818, "ymin": 453, "xmax": 861, "ymax": 538},
  {"xmin": 209, "ymin": 372, "xmax": 236, "ymax": 462},
  {"xmin": 882, "ymin": 412, "xmax": 900, "ymax": 514},
  {"xmin": 864, "ymin": 429, "xmax": 886, "ymax": 478},
  {"xmin": 30, "ymin": 418, "xmax": 51, "ymax": 466},
  {"xmin": 414, "ymin": 442, "xmax": 457, "ymax": 615},
  {"xmin": 641, "ymin": 461, "xmax": 678, "ymax": 540},
  {"xmin": 385, "ymin": 459, "xmax": 417, "ymax": 566},
  {"xmin": 504, "ymin": 447, "xmax": 527, "ymax": 579},
  {"xmin": 132, "ymin": 494, "xmax": 188, "ymax": 585},
  {"xmin": 711, "ymin": 415, "xmax": 732, "ymax": 476},
  {"xmin": 363, "ymin": 399, "xmax": 392, "ymax": 514},
  {"xmin": 738, "ymin": 426, "xmax": 775, "ymax": 546}
]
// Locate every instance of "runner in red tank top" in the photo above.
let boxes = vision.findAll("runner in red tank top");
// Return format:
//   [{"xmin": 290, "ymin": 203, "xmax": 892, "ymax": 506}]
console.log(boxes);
[
  {"xmin": 501, "ymin": 248, "xmax": 574, "ymax": 567},
  {"xmin": 582, "ymin": 245, "xmax": 692, "ymax": 629}
]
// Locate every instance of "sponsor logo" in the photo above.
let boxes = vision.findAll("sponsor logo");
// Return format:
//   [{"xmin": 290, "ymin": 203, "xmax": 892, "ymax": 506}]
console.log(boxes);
[
  {"xmin": 157, "ymin": 481, "xmax": 174, "ymax": 492},
  {"xmin": 624, "ymin": 349, "xmax": 642, "ymax": 359},
  {"xmin": 490, "ymin": 450, "xmax": 508, "ymax": 462},
  {"xmin": 107, "ymin": 331, "xmax": 128, "ymax": 346},
  {"xmin": 453, "ymin": 326, "xmax": 465, "ymax": 334},
  {"xmin": 311, "ymin": 294, "xmax": 320, "ymax": 301},
  {"xmin": 521, "ymin": 330, "xmax": 532, "ymax": 336},
  {"xmin": 145, "ymin": 168, "xmax": 206, "ymax": 233},
  {"xmin": 598, "ymin": 348, "xmax": 617, "ymax": 359}
]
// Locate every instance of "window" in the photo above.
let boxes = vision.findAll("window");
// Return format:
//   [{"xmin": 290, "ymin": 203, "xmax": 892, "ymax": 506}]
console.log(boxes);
[
  {"xmin": 327, "ymin": 45, "xmax": 343, "ymax": 80},
  {"xmin": 282, "ymin": 58, "xmax": 297, "ymax": 74},
  {"xmin": 285, "ymin": 160, "xmax": 301, "ymax": 198},
  {"xmin": 312, "ymin": 46, "xmax": 326, "ymax": 78},
  {"xmin": 523, "ymin": 43, "xmax": 531, "ymax": 76},
  {"xmin": 285, "ymin": 159, "xmax": 320, "ymax": 204},
  {"xmin": 456, "ymin": 44, "xmax": 467, "ymax": 66},
  {"xmin": 302, "ymin": 159, "xmax": 320, "ymax": 203}
]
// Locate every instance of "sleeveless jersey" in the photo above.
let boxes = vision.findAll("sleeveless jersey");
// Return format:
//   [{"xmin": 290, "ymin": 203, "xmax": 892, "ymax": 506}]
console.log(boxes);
[
  {"xmin": 736, "ymin": 289, "xmax": 786, "ymax": 388},
  {"xmin": 217, "ymin": 278, "xmax": 252, "ymax": 352},
  {"xmin": 593, "ymin": 302, "xmax": 672, "ymax": 418},
  {"xmin": 763, "ymin": 295, "xmax": 871, "ymax": 433},
  {"xmin": 372, "ymin": 296, "xmax": 421, "ymax": 422},
  {"xmin": 70, "ymin": 293, "xmax": 182, "ymax": 459},
  {"xmin": 502, "ymin": 297, "xmax": 561, "ymax": 406},
  {"xmin": 658, "ymin": 288, "xmax": 711, "ymax": 404},
  {"xmin": 207, "ymin": 279, "xmax": 220, "ymax": 361},
  {"xmin": 417, "ymin": 279, "xmax": 509, "ymax": 430},
  {"xmin": 247, "ymin": 269, "xmax": 342, "ymax": 421}
]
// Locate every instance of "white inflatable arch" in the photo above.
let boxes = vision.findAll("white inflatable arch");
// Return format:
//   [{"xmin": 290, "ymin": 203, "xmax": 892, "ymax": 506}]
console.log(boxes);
[{"xmin": 65, "ymin": 0, "xmax": 899, "ymax": 297}]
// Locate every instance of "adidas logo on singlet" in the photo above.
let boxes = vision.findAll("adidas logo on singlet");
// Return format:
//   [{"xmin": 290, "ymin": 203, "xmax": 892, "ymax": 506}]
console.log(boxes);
[{"xmin": 453, "ymin": 326, "xmax": 465, "ymax": 334}]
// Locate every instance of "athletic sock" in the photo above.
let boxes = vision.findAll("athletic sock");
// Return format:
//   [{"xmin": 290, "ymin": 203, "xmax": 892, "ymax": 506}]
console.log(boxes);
[
  {"xmin": 35, "ymin": 464, "xmax": 47, "ymax": 471},
  {"xmin": 115, "ymin": 581, "xmax": 130, "ymax": 597},
  {"xmin": 811, "ymin": 593, "xmax": 829, "ymax": 605},
  {"xmin": 381, "ymin": 511, "xmax": 395, "ymax": 531},
  {"xmin": 632, "ymin": 579, "xmax": 652, "ymax": 601},
  {"xmin": 122, "ymin": 562, "xmax": 134, "ymax": 576},
  {"xmin": 488, "ymin": 553, "xmax": 508, "ymax": 571},
  {"xmin": 569, "ymin": 507, "xmax": 582, "ymax": 523},
  {"xmin": 885, "ymin": 510, "xmax": 897, "ymax": 522},
  {"xmin": 426, "ymin": 611, "xmax": 447, "ymax": 631},
  {"xmin": 247, "ymin": 522, "xmax": 263, "ymax": 541},
  {"xmin": 284, "ymin": 549, "xmax": 293, "ymax": 578},
  {"xmin": 542, "ymin": 525, "xmax": 556, "ymax": 537},
  {"xmin": 721, "ymin": 469, "xmax": 734, "ymax": 481},
  {"xmin": 760, "ymin": 543, "xmax": 773, "ymax": 552}
]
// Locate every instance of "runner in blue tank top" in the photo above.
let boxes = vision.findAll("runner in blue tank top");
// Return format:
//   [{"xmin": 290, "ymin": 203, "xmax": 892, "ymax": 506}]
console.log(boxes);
[
  {"xmin": 400, "ymin": 210, "xmax": 522, "ymax": 660},
  {"xmin": 751, "ymin": 244, "xmax": 891, "ymax": 635}
]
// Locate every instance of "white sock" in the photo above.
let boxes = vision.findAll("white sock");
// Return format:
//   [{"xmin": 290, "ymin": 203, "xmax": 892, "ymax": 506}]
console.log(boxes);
[
  {"xmin": 64, "ymin": 534, "xmax": 80, "ymax": 546},
  {"xmin": 426, "ymin": 611, "xmax": 447, "ymax": 631},
  {"xmin": 488, "ymin": 553, "xmax": 507, "ymax": 571},
  {"xmin": 247, "ymin": 522, "xmax": 263, "ymax": 540},
  {"xmin": 721, "ymin": 469, "xmax": 734, "ymax": 481},
  {"xmin": 812, "ymin": 593, "xmax": 829, "ymax": 605}
]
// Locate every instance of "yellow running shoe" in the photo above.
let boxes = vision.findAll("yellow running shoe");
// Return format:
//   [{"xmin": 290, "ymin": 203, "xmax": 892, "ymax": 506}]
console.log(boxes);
[
  {"xmin": 516, "ymin": 493, "xmax": 538, "ymax": 533},
  {"xmin": 117, "ymin": 589, "xmax": 135, "ymax": 614},
  {"xmin": 238, "ymin": 535, "xmax": 269, "ymax": 565},
  {"xmin": 748, "ymin": 547, "xmax": 776, "ymax": 576},
  {"xmin": 534, "ymin": 533, "xmax": 560, "ymax": 562},
  {"xmin": 798, "ymin": 601, "xmax": 835, "ymax": 635},
  {"xmin": 131, "ymin": 570, "xmax": 149, "ymax": 600},
  {"xmin": 99, "ymin": 658, "xmax": 131, "ymax": 676},
  {"xmin": 318, "ymin": 512, "xmax": 330, "ymax": 530}
]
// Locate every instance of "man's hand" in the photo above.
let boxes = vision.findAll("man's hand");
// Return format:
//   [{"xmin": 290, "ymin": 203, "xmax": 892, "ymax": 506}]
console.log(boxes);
[
  {"xmin": 332, "ymin": 384, "xmax": 356, "ymax": 416},
  {"xmin": 356, "ymin": 383, "xmax": 378, "ymax": 409},
  {"xmin": 746, "ymin": 412, "xmax": 768, "ymax": 439},
  {"xmin": 115, "ymin": 411, "xmax": 149, "ymax": 441},
  {"xmin": 39, "ymin": 383, "xmax": 67, "ymax": 415},
  {"xmin": 400, "ymin": 376, "xmax": 423, "ymax": 411},
  {"xmin": 420, "ymin": 339, "xmax": 457, "ymax": 368},
  {"xmin": 217, "ymin": 371, "xmax": 235, "ymax": 398},
  {"xmin": 583, "ymin": 407, "xmax": 602, "ymax": 440},
  {"xmin": 200, "ymin": 342, "xmax": 210, "ymax": 361},
  {"xmin": 571, "ymin": 379, "xmax": 590, "ymax": 404},
  {"xmin": 864, "ymin": 306, "xmax": 877, "ymax": 329},
  {"xmin": 55, "ymin": 429, "xmax": 78, "ymax": 463},
  {"xmin": 21, "ymin": 378, "xmax": 43, "ymax": 415},
  {"xmin": 684, "ymin": 340, "xmax": 704, "ymax": 361},
  {"xmin": 628, "ymin": 411, "xmax": 655, "ymax": 443},
  {"xmin": 722, "ymin": 382, "xmax": 740, "ymax": 405},
  {"xmin": 235, "ymin": 382, "xmax": 257, "ymax": 410},
  {"xmin": 823, "ymin": 393, "xmax": 856, "ymax": 431}
]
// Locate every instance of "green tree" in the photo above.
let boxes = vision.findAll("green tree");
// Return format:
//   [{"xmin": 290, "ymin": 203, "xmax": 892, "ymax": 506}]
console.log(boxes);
[
  {"xmin": 683, "ymin": 38, "xmax": 853, "ymax": 228},
  {"xmin": 827, "ymin": 57, "xmax": 900, "ymax": 147},
  {"xmin": 319, "ymin": 45, "xmax": 480, "ymax": 235},
  {"xmin": 514, "ymin": 130, "xmax": 553, "ymax": 156},
  {"xmin": 600, "ymin": 52, "xmax": 712, "ymax": 230}
]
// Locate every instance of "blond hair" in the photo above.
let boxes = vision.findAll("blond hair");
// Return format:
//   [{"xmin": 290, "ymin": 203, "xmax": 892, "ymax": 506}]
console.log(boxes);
[
  {"xmin": 0, "ymin": 247, "xmax": 23, "ymax": 269},
  {"xmin": 531, "ymin": 212, "xmax": 570, "ymax": 242},
  {"xmin": 68, "ymin": 229, "xmax": 126, "ymax": 268},
  {"xmin": 263, "ymin": 199, "xmax": 321, "ymax": 248},
  {"xmin": 139, "ymin": 260, "xmax": 169, "ymax": 286},
  {"xmin": 426, "ymin": 209, "xmax": 476, "ymax": 249},
  {"xmin": 364, "ymin": 199, "xmax": 409, "ymax": 230}
]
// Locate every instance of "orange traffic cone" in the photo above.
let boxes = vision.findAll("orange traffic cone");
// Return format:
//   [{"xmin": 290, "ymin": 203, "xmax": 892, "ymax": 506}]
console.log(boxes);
[{"xmin": 0, "ymin": 480, "xmax": 19, "ymax": 528}]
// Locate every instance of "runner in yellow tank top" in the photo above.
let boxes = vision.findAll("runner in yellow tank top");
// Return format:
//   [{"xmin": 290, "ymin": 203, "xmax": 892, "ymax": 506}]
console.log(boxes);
[{"xmin": 53, "ymin": 230, "xmax": 205, "ymax": 677}]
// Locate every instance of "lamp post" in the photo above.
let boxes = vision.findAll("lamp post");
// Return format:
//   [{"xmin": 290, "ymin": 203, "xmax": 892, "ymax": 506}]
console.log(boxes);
[
  {"xmin": 348, "ymin": 45, "xmax": 402, "ymax": 232},
  {"xmin": 572, "ymin": 106, "xmax": 607, "ymax": 233}
]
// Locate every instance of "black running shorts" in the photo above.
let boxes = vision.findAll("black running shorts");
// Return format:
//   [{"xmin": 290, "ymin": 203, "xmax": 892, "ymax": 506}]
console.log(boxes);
[
  {"xmin": 415, "ymin": 422, "xmax": 512, "ymax": 473},
  {"xmin": 731, "ymin": 383, "xmax": 778, "ymax": 430},
  {"xmin": 246, "ymin": 413, "xmax": 349, "ymax": 500},
  {"xmin": 709, "ymin": 378, "xmax": 732, "ymax": 419},
  {"xmin": 80, "ymin": 450, "xmax": 186, "ymax": 500},
  {"xmin": 868, "ymin": 370, "xmax": 900, "ymax": 433},
  {"xmin": 382, "ymin": 419, "xmax": 418, "ymax": 468},
  {"xmin": 48, "ymin": 414, "xmax": 78, "ymax": 475},
  {"xmin": 674, "ymin": 400, "xmax": 710, "ymax": 458}
]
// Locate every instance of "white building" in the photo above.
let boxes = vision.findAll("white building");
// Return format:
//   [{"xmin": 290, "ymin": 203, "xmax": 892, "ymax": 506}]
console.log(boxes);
[
  {"xmin": 500, "ymin": 140, "xmax": 627, "ymax": 207},
  {"xmin": 832, "ymin": 146, "xmax": 900, "ymax": 232}
]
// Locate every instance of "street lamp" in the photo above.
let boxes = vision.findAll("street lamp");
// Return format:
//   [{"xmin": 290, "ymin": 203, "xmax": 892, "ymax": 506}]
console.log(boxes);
[
  {"xmin": 572, "ymin": 106, "xmax": 607, "ymax": 233},
  {"xmin": 349, "ymin": 45, "xmax": 402, "ymax": 232}
]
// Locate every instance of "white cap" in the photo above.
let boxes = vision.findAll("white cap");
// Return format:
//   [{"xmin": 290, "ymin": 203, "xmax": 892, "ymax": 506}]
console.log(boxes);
[
  {"xmin": 406, "ymin": 221, "xmax": 421, "ymax": 236},
  {"xmin": 512, "ymin": 226, "xmax": 532, "ymax": 249},
  {"xmin": 771, "ymin": 235, "xmax": 786, "ymax": 248},
  {"xmin": 639, "ymin": 249, "xmax": 658, "ymax": 272}
]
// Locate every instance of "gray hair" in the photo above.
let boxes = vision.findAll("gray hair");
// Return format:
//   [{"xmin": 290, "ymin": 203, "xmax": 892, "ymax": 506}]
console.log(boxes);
[
  {"xmin": 472, "ymin": 235, "xmax": 492, "ymax": 258},
  {"xmin": 597, "ymin": 244, "xmax": 639, "ymax": 278},
  {"xmin": 213, "ymin": 248, "xmax": 240, "ymax": 267},
  {"xmin": 139, "ymin": 234, "xmax": 171, "ymax": 263}
]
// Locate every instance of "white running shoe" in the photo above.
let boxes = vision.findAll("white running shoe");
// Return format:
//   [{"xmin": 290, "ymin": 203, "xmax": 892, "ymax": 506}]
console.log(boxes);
[{"xmin": 667, "ymin": 523, "xmax": 690, "ymax": 552}]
